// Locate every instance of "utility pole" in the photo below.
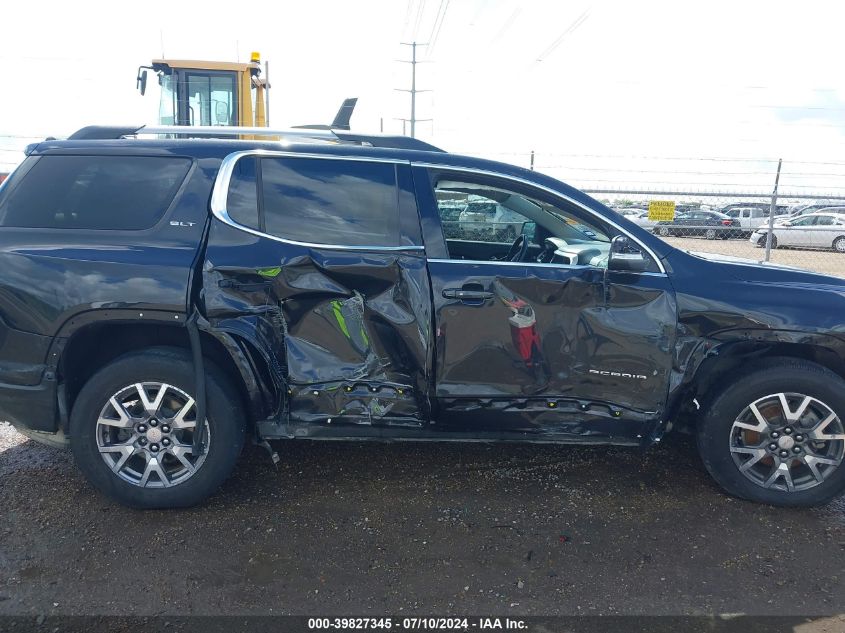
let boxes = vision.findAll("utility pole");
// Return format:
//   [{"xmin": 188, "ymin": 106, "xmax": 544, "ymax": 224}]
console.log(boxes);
[{"xmin": 396, "ymin": 41, "xmax": 431, "ymax": 138}]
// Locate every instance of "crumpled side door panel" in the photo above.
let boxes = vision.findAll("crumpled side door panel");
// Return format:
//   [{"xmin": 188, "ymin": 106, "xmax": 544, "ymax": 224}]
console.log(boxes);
[{"xmin": 202, "ymin": 221, "xmax": 433, "ymax": 433}]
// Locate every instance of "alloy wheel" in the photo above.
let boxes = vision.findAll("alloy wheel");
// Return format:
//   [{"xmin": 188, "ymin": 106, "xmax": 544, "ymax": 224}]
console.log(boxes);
[
  {"xmin": 95, "ymin": 382, "xmax": 209, "ymax": 488},
  {"xmin": 730, "ymin": 392, "xmax": 845, "ymax": 492}
]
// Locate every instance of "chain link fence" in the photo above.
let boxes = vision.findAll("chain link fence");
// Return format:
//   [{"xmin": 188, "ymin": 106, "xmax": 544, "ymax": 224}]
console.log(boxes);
[
  {"xmin": 585, "ymin": 191, "xmax": 845, "ymax": 278},
  {"xmin": 520, "ymin": 153, "xmax": 845, "ymax": 280}
]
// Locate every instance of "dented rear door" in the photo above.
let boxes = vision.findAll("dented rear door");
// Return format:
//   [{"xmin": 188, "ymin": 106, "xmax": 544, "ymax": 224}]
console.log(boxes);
[{"xmin": 202, "ymin": 151, "xmax": 433, "ymax": 435}]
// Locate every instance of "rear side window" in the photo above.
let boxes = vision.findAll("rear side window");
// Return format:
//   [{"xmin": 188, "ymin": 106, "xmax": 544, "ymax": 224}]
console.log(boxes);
[
  {"xmin": 226, "ymin": 156, "xmax": 259, "ymax": 229},
  {"xmin": 259, "ymin": 157, "xmax": 399, "ymax": 246},
  {"xmin": 0, "ymin": 155, "xmax": 191, "ymax": 230}
]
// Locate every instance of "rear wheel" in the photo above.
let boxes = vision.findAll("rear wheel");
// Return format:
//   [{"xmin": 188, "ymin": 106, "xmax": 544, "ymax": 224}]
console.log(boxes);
[
  {"xmin": 704, "ymin": 228, "xmax": 717, "ymax": 240},
  {"xmin": 657, "ymin": 226, "xmax": 671, "ymax": 237},
  {"xmin": 697, "ymin": 359, "xmax": 845, "ymax": 506},
  {"xmin": 833, "ymin": 236, "xmax": 845, "ymax": 253},
  {"xmin": 70, "ymin": 348, "xmax": 246, "ymax": 509}
]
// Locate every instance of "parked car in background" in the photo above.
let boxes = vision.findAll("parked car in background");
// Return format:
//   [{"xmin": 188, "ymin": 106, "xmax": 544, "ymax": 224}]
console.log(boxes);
[
  {"xmin": 628, "ymin": 210, "xmax": 657, "ymax": 229},
  {"xmin": 724, "ymin": 206, "xmax": 788, "ymax": 237},
  {"xmin": 653, "ymin": 210, "xmax": 743, "ymax": 239},
  {"xmin": 456, "ymin": 196, "xmax": 529, "ymax": 242},
  {"xmin": 724, "ymin": 206, "xmax": 769, "ymax": 235},
  {"xmin": 616, "ymin": 207, "xmax": 646, "ymax": 219},
  {"xmin": 787, "ymin": 202, "xmax": 845, "ymax": 219},
  {"xmin": 751, "ymin": 212, "xmax": 845, "ymax": 251},
  {"xmin": 716, "ymin": 202, "xmax": 789, "ymax": 216}
]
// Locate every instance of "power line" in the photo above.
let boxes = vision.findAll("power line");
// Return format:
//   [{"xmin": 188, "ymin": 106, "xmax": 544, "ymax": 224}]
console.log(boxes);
[
  {"xmin": 412, "ymin": 0, "xmax": 427, "ymax": 40},
  {"xmin": 427, "ymin": 0, "xmax": 450, "ymax": 55},
  {"xmin": 489, "ymin": 8, "xmax": 521, "ymax": 46},
  {"xmin": 402, "ymin": 0, "xmax": 414, "ymax": 39},
  {"xmin": 536, "ymin": 9, "xmax": 591, "ymax": 62}
]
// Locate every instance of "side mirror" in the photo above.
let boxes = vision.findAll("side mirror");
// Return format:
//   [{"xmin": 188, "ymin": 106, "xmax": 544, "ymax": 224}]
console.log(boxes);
[
  {"xmin": 609, "ymin": 235, "xmax": 649, "ymax": 272},
  {"xmin": 137, "ymin": 69, "xmax": 148, "ymax": 96}
]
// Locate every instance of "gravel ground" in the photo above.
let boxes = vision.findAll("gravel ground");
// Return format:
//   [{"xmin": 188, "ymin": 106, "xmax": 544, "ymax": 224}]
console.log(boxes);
[{"xmin": 1, "ymin": 421, "xmax": 844, "ymax": 618}]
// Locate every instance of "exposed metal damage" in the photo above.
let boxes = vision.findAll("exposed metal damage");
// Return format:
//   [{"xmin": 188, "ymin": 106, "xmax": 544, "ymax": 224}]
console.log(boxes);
[{"xmin": 203, "ymin": 234, "xmax": 432, "ymax": 434}]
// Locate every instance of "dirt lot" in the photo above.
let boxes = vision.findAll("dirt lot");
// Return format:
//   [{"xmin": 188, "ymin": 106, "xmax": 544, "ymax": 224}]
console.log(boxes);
[
  {"xmin": 660, "ymin": 235, "xmax": 845, "ymax": 278},
  {"xmin": 1, "ymin": 421, "xmax": 844, "ymax": 619}
]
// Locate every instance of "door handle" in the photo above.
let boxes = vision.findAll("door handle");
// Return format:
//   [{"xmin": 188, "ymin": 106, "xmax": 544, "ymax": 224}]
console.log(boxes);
[{"xmin": 442, "ymin": 287, "xmax": 494, "ymax": 301}]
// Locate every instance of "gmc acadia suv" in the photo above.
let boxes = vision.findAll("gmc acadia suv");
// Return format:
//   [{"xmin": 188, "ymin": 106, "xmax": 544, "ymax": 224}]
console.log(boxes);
[{"xmin": 1, "ymin": 125, "xmax": 844, "ymax": 508}]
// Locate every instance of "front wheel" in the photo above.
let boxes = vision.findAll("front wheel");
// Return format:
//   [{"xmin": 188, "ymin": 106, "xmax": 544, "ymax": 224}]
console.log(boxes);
[
  {"xmin": 70, "ymin": 348, "xmax": 246, "ymax": 509},
  {"xmin": 697, "ymin": 359, "xmax": 845, "ymax": 506},
  {"xmin": 757, "ymin": 235, "xmax": 777, "ymax": 249}
]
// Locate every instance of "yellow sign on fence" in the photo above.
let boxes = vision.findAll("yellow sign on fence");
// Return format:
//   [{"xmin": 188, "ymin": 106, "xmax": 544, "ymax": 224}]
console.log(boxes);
[{"xmin": 648, "ymin": 200, "xmax": 676, "ymax": 221}]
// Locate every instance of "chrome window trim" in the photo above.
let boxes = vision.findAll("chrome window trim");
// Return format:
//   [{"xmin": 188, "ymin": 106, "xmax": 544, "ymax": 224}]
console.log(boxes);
[
  {"xmin": 413, "ymin": 161, "xmax": 667, "ymax": 274},
  {"xmin": 427, "ymin": 258, "xmax": 591, "ymax": 270},
  {"xmin": 426, "ymin": 258, "xmax": 667, "ymax": 277},
  {"xmin": 210, "ymin": 150, "xmax": 423, "ymax": 252}
]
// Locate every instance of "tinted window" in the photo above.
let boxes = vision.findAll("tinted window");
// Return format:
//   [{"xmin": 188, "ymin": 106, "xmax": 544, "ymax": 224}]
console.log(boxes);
[
  {"xmin": 260, "ymin": 157, "xmax": 399, "ymax": 246},
  {"xmin": 0, "ymin": 155, "xmax": 191, "ymax": 230},
  {"xmin": 226, "ymin": 156, "xmax": 259, "ymax": 229}
]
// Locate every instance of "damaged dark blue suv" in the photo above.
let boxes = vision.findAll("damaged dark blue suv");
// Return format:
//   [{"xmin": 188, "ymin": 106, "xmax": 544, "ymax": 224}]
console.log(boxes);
[{"xmin": 1, "ymin": 123, "xmax": 844, "ymax": 508}]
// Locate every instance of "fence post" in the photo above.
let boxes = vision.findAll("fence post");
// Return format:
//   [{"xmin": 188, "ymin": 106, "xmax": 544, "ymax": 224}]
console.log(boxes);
[
  {"xmin": 530, "ymin": 150, "xmax": 535, "ymax": 171},
  {"xmin": 764, "ymin": 158, "xmax": 782, "ymax": 262}
]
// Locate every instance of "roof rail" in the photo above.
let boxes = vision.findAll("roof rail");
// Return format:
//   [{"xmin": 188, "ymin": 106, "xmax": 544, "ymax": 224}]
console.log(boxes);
[{"xmin": 67, "ymin": 125, "xmax": 445, "ymax": 152}]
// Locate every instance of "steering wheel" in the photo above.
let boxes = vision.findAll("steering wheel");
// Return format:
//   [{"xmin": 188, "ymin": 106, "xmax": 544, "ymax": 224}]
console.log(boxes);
[{"xmin": 505, "ymin": 234, "xmax": 529, "ymax": 262}]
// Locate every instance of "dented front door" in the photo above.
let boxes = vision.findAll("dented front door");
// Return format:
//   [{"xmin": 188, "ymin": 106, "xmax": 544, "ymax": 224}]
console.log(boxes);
[
  {"xmin": 428, "ymin": 261, "xmax": 676, "ymax": 438},
  {"xmin": 414, "ymin": 165, "xmax": 677, "ymax": 441},
  {"xmin": 202, "ymin": 153, "xmax": 433, "ymax": 435}
]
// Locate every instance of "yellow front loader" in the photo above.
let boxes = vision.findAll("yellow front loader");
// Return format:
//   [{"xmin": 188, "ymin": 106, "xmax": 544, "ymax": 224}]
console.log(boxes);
[{"xmin": 136, "ymin": 52, "xmax": 269, "ymax": 129}]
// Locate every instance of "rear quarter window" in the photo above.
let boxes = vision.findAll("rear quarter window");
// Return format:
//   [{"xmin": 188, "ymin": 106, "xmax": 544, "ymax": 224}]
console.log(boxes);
[{"xmin": 0, "ymin": 155, "xmax": 192, "ymax": 230}]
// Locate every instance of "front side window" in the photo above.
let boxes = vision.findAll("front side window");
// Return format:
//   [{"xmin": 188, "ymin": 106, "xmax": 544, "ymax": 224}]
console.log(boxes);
[
  {"xmin": 434, "ymin": 178, "xmax": 611, "ymax": 266},
  {"xmin": 0, "ymin": 155, "xmax": 191, "ymax": 230}
]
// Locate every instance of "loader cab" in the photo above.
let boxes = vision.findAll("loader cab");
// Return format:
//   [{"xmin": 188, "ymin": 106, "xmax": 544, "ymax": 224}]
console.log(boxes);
[{"xmin": 137, "ymin": 53, "xmax": 268, "ymax": 128}]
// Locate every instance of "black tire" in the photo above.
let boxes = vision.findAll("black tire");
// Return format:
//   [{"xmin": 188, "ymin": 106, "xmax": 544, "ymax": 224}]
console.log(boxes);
[
  {"xmin": 704, "ymin": 228, "xmax": 717, "ymax": 240},
  {"xmin": 757, "ymin": 235, "xmax": 777, "ymax": 249},
  {"xmin": 70, "ymin": 347, "xmax": 246, "ymax": 509},
  {"xmin": 697, "ymin": 358, "xmax": 845, "ymax": 507}
]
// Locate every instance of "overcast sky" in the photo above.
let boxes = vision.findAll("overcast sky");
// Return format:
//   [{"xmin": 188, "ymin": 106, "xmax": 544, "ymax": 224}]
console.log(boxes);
[{"xmin": 2, "ymin": 0, "xmax": 845, "ymax": 195}]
